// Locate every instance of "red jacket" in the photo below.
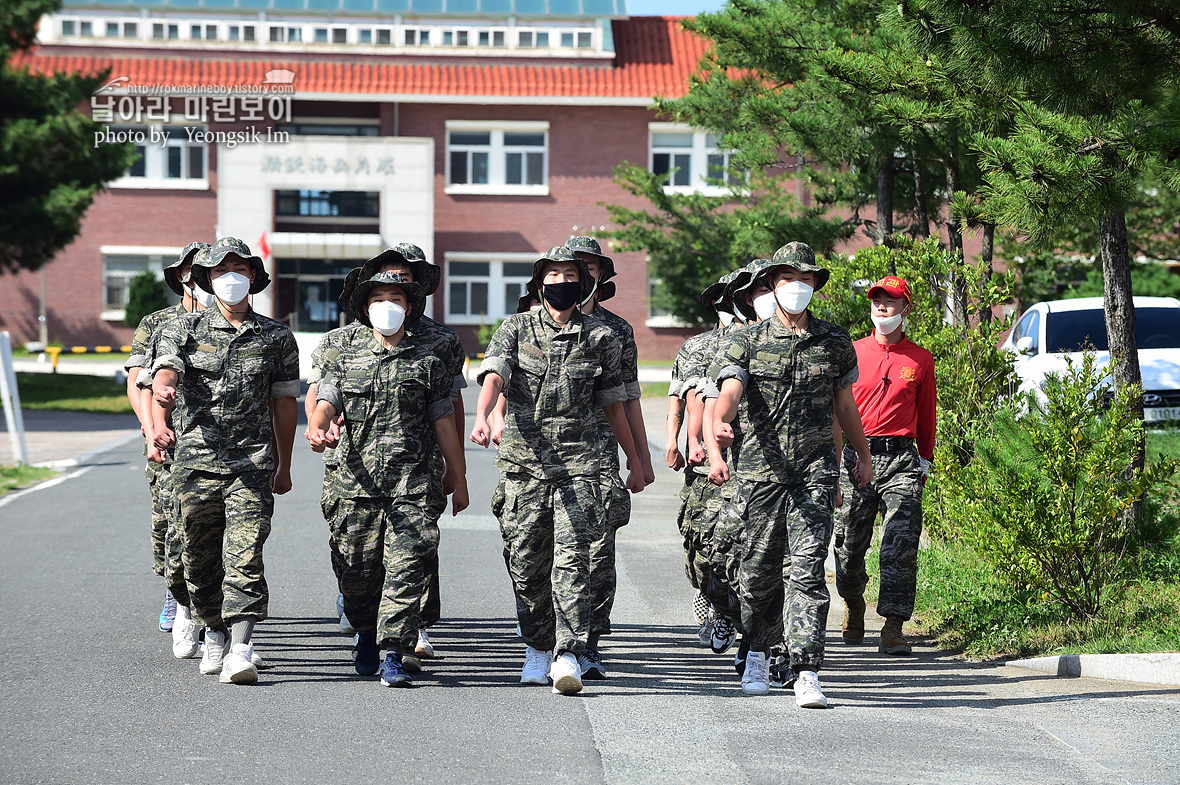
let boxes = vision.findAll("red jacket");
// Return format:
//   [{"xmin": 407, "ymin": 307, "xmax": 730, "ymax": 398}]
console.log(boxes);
[{"xmin": 850, "ymin": 332, "xmax": 937, "ymax": 461}]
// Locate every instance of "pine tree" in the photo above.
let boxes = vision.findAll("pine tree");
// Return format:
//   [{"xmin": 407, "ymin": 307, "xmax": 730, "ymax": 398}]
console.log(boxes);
[
  {"xmin": 893, "ymin": 0, "xmax": 1180, "ymax": 474},
  {"xmin": 0, "ymin": 0, "xmax": 135, "ymax": 275}
]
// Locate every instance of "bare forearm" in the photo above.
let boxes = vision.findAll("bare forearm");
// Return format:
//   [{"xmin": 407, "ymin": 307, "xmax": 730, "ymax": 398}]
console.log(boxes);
[
  {"xmin": 665, "ymin": 396, "xmax": 684, "ymax": 448},
  {"xmin": 126, "ymin": 371, "xmax": 145, "ymax": 421},
  {"xmin": 451, "ymin": 389, "xmax": 465, "ymax": 436},
  {"xmin": 271, "ymin": 397, "xmax": 298, "ymax": 467},
  {"xmin": 433, "ymin": 417, "xmax": 467, "ymax": 480},
  {"xmin": 685, "ymin": 391, "xmax": 704, "ymax": 444},
  {"xmin": 309, "ymin": 399, "xmax": 338, "ymax": 433},
  {"xmin": 623, "ymin": 398, "xmax": 651, "ymax": 463},
  {"xmin": 304, "ymin": 382, "xmax": 319, "ymax": 421},
  {"xmin": 604, "ymin": 401, "xmax": 640, "ymax": 467},
  {"xmin": 475, "ymin": 374, "xmax": 503, "ymax": 421}
]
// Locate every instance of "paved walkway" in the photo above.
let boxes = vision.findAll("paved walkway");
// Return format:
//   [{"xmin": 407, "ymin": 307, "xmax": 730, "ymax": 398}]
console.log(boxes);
[{"xmin": 0, "ymin": 410, "xmax": 141, "ymax": 467}]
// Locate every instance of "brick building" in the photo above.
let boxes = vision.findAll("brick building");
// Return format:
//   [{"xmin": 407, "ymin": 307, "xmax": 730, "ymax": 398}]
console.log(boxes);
[{"xmin": 1, "ymin": 0, "xmax": 744, "ymax": 363}]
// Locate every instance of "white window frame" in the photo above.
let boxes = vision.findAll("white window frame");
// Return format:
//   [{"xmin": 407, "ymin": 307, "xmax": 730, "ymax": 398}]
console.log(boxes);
[
  {"xmin": 445, "ymin": 120, "xmax": 549, "ymax": 196},
  {"xmin": 99, "ymin": 248, "xmax": 180, "ymax": 321},
  {"xmin": 109, "ymin": 124, "xmax": 209, "ymax": 191},
  {"xmin": 645, "ymin": 275, "xmax": 693, "ymax": 328},
  {"xmin": 649, "ymin": 123, "xmax": 747, "ymax": 196},
  {"xmin": 443, "ymin": 253, "xmax": 538, "ymax": 326}
]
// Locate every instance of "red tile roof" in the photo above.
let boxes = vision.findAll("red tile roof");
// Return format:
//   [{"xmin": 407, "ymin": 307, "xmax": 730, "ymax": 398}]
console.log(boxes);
[{"xmin": 12, "ymin": 17, "xmax": 708, "ymax": 101}]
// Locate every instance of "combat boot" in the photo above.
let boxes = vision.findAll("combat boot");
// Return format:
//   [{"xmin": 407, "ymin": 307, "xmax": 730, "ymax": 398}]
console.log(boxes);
[
  {"xmin": 878, "ymin": 617, "xmax": 912, "ymax": 656},
  {"xmin": 841, "ymin": 596, "xmax": 866, "ymax": 644}
]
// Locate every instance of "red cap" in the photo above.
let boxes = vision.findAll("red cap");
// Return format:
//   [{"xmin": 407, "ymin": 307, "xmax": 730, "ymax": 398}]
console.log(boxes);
[{"xmin": 867, "ymin": 275, "xmax": 912, "ymax": 302}]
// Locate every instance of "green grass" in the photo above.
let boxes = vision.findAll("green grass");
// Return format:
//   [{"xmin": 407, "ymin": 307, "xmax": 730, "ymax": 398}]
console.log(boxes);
[
  {"xmin": 0, "ymin": 464, "xmax": 57, "ymax": 497},
  {"xmin": 640, "ymin": 381, "xmax": 671, "ymax": 399},
  {"xmin": 1147, "ymin": 429, "xmax": 1180, "ymax": 462},
  {"xmin": 14, "ymin": 372, "xmax": 133, "ymax": 414},
  {"xmin": 638, "ymin": 359, "xmax": 676, "ymax": 369}
]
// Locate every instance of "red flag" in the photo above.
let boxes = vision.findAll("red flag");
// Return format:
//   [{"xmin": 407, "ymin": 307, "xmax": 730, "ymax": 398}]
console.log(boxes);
[{"xmin": 257, "ymin": 232, "xmax": 271, "ymax": 260}]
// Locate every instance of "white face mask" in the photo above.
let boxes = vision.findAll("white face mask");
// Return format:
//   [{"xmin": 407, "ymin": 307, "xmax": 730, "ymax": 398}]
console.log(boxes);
[
  {"xmin": 775, "ymin": 280, "xmax": 813, "ymax": 315},
  {"xmin": 190, "ymin": 284, "xmax": 215, "ymax": 308},
  {"xmin": 872, "ymin": 309, "xmax": 907, "ymax": 336},
  {"xmin": 718, "ymin": 311, "xmax": 735, "ymax": 327},
  {"xmin": 753, "ymin": 291, "xmax": 777, "ymax": 321},
  {"xmin": 369, "ymin": 301, "xmax": 406, "ymax": 336},
  {"xmin": 212, "ymin": 271, "xmax": 251, "ymax": 305}
]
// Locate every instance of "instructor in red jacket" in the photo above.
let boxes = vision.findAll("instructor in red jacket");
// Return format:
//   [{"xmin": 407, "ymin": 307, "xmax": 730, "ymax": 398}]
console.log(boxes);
[{"xmin": 834, "ymin": 275, "xmax": 936, "ymax": 656}]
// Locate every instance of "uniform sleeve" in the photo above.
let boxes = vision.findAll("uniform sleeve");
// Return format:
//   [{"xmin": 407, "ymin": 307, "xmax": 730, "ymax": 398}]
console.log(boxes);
[
  {"xmin": 669, "ymin": 343, "xmax": 691, "ymax": 398},
  {"xmin": 427, "ymin": 357, "xmax": 457, "ymax": 422},
  {"xmin": 307, "ymin": 333, "xmax": 335, "ymax": 385},
  {"xmin": 834, "ymin": 333, "xmax": 859, "ymax": 391},
  {"xmin": 315, "ymin": 359, "xmax": 344, "ymax": 413},
  {"xmin": 151, "ymin": 319, "xmax": 189, "ymax": 383},
  {"xmin": 136, "ymin": 322, "xmax": 167, "ymax": 389},
  {"xmin": 446, "ymin": 333, "xmax": 469, "ymax": 395},
  {"xmin": 715, "ymin": 331, "xmax": 750, "ymax": 391},
  {"xmin": 916, "ymin": 350, "xmax": 938, "ymax": 461},
  {"xmin": 618, "ymin": 322, "xmax": 641, "ymax": 401},
  {"xmin": 593, "ymin": 330, "xmax": 628, "ymax": 408},
  {"xmin": 478, "ymin": 317, "xmax": 517, "ymax": 387},
  {"xmin": 126, "ymin": 312, "xmax": 158, "ymax": 371},
  {"xmin": 270, "ymin": 329, "xmax": 301, "ymax": 399}
]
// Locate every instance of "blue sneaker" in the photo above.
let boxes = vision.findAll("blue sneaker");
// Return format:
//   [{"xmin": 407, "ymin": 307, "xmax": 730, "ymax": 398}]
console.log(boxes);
[
  {"xmin": 354, "ymin": 633, "xmax": 380, "ymax": 677},
  {"xmin": 379, "ymin": 654, "xmax": 413, "ymax": 688},
  {"xmin": 159, "ymin": 590, "xmax": 177, "ymax": 633}
]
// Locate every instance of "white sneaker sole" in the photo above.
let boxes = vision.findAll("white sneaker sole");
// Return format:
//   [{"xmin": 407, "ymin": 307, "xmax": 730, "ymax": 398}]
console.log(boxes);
[
  {"xmin": 795, "ymin": 692, "xmax": 828, "ymax": 708},
  {"xmin": 173, "ymin": 642, "xmax": 200, "ymax": 659},
  {"xmin": 741, "ymin": 682, "xmax": 770, "ymax": 696},
  {"xmin": 520, "ymin": 673, "xmax": 549, "ymax": 685},
  {"xmin": 552, "ymin": 674, "xmax": 583, "ymax": 694},
  {"xmin": 220, "ymin": 663, "xmax": 259, "ymax": 684},
  {"xmin": 199, "ymin": 660, "xmax": 224, "ymax": 675}
]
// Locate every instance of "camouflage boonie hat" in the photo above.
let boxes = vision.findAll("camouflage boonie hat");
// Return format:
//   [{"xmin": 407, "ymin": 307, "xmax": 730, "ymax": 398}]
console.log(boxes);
[
  {"xmin": 732, "ymin": 260, "xmax": 772, "ymax": 320},
  {"xmin": 596, "ymin": 279, "xmax": 616, "ymax": 303},
  {"xmin": 766, "ymin": 241, "xmax": 830, "ymax": 290},
  {"xmin": 565, "ymin": 236, "xmax": 616, "ymax": 283},
  {"xmin": 516, "ymin": 291, "xmax": 540, "ymax": 313},
  {"xmin": 527, "ymin": 246, "xmax": 593, "ymax": 301},
  {"xmin": 697, "ymin": 269, "xmax": 737, "ymax": 312},
  {"xmin": 164, "ymin": 241, "xmax": 209, "ymax": 296},
  {"xmin": 192, "ymin": 237, "xmax": 270, "ymax": 294},
  {"xmin": 360, "ymin": 244, "xmax": 438, "ymax": 296},
  {"xmin": 337, "ymin": 266, "xmax": 364, "ymax": 320},
  {"xmin": 349, "ymin": 272, "xmax": 427, "ymax": 329}
]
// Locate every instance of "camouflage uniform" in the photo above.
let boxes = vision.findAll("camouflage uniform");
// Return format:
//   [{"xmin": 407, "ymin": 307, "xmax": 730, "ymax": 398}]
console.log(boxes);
[
  {"xmin": 128, "ymin": 303, "xmax": 188, "ymax": 577},
  {"xmin": 715, "ymin": 314, "xmax": 858, "ymax": 668},
  {"xmin": 584, "ymin": 304, "xmax": 640, "ymax": 639},
  {"xmin": 480, "ymin": 306, "xmax": 626, "ymax": 657},
  {"xmin": 317, "ymin": 324, "xmax": 454, "ymax": 655},
  {"xmin": 834, "ymin": 441, "xmax": 924, "ymax": 619},
  {"xmin": 152, "ymin": 306, "xmax": 300, "ymax": 629}
]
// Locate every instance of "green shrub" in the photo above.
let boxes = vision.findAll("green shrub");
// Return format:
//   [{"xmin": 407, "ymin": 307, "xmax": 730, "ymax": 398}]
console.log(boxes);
[
  {"xmin": 943, "ymin": 352, "xmax": 1178, "ymax": 619},
  {"xmin": 123, "ymin": 271, "xmax": 169, "ymax": 328},
  {"xmin": 477, "ymin": 319, "xmax": 504, "ymax": 350}
]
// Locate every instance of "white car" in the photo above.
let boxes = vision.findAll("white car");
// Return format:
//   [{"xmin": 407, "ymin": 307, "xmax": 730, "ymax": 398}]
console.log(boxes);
[{"xmin": 1000, "ymin": 296, "xmax": 1180, "ymax": 424}]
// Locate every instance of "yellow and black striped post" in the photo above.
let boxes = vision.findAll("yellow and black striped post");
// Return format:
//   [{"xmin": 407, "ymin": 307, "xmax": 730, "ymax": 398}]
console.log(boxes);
[{"xmin": 44, "ymin": 345, "xmax": 133, "ymax": 373}]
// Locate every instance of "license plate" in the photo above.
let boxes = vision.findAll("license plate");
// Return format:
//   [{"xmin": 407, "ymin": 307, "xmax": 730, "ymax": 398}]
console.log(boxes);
[{"xmin": 1145, "ymin": 406, "xmax": 1180, "ymax": 422}]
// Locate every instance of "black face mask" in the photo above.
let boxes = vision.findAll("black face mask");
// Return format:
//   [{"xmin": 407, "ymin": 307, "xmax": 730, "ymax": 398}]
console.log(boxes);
[{"xmin": 542, "ymin": 281, "xmax": 583, "ymax": 311}]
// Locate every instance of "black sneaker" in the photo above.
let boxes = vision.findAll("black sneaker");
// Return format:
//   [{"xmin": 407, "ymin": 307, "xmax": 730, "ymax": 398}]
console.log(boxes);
[
  {"xmin": 734, "ymin": 639, "xmax": 750, "ymax": 676},
  {"xmin": 769, "ymin": 650, "xmax": 795, "ymax": 689},
  {"xmin": 710, "ymin": 615, "xmax": 737, "ymax": 654},
  {"xmin": 379, "ymin": 653, "xmax": 413, "ymax": 688},
  {"xmin": 354, "ymin": 633, "xmax": 380, "ymax": 677},
  {"xmin": 579, "ymin": 647, "xmax": 606, "ymax": 680}
]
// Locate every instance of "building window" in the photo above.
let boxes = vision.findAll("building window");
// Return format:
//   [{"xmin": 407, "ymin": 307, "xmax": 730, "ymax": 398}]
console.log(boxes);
[
  {"xmin": 377, "ymin": 29, "xmax": 391, "ymax": 44},
  {"xmin": 80, "ymin": 21, "xmax": 92, "ymax": 36},
  {"xmin": 168, "ymin": 23, "xmax": 179, "ymax": 39},
  {"xmin": 560, "ymin": 31, "xmax": 574, "ymax": 47},
  {"xmin": 358, "ymin": 28, "xmax": 372, "ymax": 43},
  {"xmin": 646, "ymin": 276, "xmax": 689, "ymax": 327},
  {"xmin": 243, "ymin": 25, "xmax": 255, "ymax": 41},
  {"xmin": 650, "ymin": 125, "xmax": 746, "ymax": 194},
  {"xmin": 276, "ymin": 258, "xmax": 365, "ymax": 333},
  {"xmin": 444, "ymin": 257, "xmax": 537, "ymax": 324},
  {"xmin": 518, "ymin": 29, "xmax": 549, "ymax": 47},
  {"xmin": 275, "ymin": 190, "xmax": 379, "ymax": 219},
  {"xmin": 288, "ymin": 27, "xmax": 302, "ymax": 42},
  {"xmin": 61, "ymin": 19, "xmax": 76, "ymax": 36},
  {"xmin": 111, "ymin": 125, "xmax": 207, "ymax": 186},
  {"xmin": 405, "ymin": 28, "xmax": 431, "ymax": 45},
  {"xmin": 124, "ymin": 22, "xmax": 138, "ymax": 38},
  {"xmin": 442, "ymin": 29, "xmax": 468, "ymax": 46},
  {"xmin": 577, "ymin": 31, "xmax": 592, "ymax": 48},
  {"xmin": 314, "ymin": 28, "xmax": 328, "ymax": 43},
  {"xmin": 102, "ymin": 254, "xmax": 171, "ymax": 315},
  {"xmin": 106, "ymin": 22, "xmax": 119, "ymax": 37},
  {"xmin": 446, "ymin": 122, "xmax": 549, "ymax": 195},
  {"xmin": 332, "ymin": 27, "xmax": 347, "ymax": 43},
  {"xmin": 152, "ymin": 22, "xmax": 164, "ymax": 39},
  {"xmin": 477, "ymin": 30, "xmax": 505, "ymax": 47},
  {"xmin": 269, "ymin": 26, "xmax": 283, "ymax": 42},
  {"xmin": 275, "ymin": 121, "xmax": 379, "ymax": 137},
  {"xmin": 228, "ymin": 24, "xmax": 253, "ymax": 41}
]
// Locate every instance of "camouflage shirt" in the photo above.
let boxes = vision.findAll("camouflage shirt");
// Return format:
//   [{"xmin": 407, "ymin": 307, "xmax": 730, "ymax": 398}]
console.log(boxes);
[
  {"xmin": 152, "ymin": 306, "xmax": 301, "ymax": 473},
  {"xmin": 308, "ymin": 322, "xmax": 367, "ymax": 468},
  {"xmin": 126, "ymin": 303, "xmax": 186, "ymax": 372},
  {"xmin": 716, "ymin": 314, "xmax": 858, "ymax": 484},
  {"xmin": 586, "ymin": 305, "xmax": 641, "ymax": 464},
  {"xmin": 317, "ymin": 329, "xmax": 454, "ymax": 499},
  {"xmin": 479, "ymin": 307, "xmax": 627, "ymax": 481},
  {"xmin": 409, "ymin": 316, "xmax": 469, "ymax": 397}
]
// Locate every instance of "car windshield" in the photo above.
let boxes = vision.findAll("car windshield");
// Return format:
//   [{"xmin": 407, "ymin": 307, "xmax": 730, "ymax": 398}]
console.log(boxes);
[{"xmin": 1044, "ymin": 307, "xmax": 1180, "ymax": 352}]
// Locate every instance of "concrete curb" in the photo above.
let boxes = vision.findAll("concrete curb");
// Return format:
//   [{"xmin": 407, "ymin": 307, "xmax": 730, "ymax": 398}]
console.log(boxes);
[
  {"xmin": 33, "ymin": 432, "xmax": 141, "ymax": 469},
  {"xmin": 1006, "ymin": 653, "xmax": 1180, "ymax": 687}
]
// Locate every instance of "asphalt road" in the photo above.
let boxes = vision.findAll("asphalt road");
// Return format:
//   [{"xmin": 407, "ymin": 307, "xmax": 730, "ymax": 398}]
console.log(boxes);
[{"xmin": 2, "ymin": 400, "xmax": 1178, "ymax": 785}]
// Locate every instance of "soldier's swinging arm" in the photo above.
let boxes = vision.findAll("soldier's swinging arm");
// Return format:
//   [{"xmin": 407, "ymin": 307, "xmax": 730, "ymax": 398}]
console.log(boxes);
[{"xmin": 705, "ymin": 377, "xmax": 743, "ymax": 485}]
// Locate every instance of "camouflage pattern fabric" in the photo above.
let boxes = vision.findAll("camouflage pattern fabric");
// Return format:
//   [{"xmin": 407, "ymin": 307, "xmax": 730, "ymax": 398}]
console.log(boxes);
[
  {"xmin": 679, "ymin": 474, "xmax": 740, "ymax": 621},
  {"xmin": 126, "ymin": 303, "xmax": 186, "ymax": 374},
  {"xmin": 173, "ymin": 468, "xmax": 274, "ymax": 627},
  {"xmin": 324, "ymin": 492, "xmax": 438, "ymax": 655},
  {"xmin": 147, "ymin": 465, "xmax": 169, "ymax": 577},
  {"xmin": 493, "ymin": 473, "xmax": 603, "ymax": 656},
  {"xmin": 308, "ymin": 322, "xmax": 367, "ymax": 468},
  {"xmin": 669, "ymin": 331, "xmax": 713, "ymax": 400},
  {"xmin": 478, "ymin": 307, "xmax": 626, "ymax": 481},
  {"xmin": 162, "ymin": 468, "xmax": 191, "ymax": 608},
  {"xmin": 834, "ymin": 443, "xmax": 924, "ymax": 620},
  {"xmin": 589, "ymin": 473, "xmax": 631, "ymax": 637},
  {"xmin": 727, "ymin": 476, "xmax": 836, "ymax": 667},
  {"xmin": 716, "ymin": 316, "xmax": 857, "ymax": 484},
  {"xmin": 316, "ymin": 329, "xmax": 453, "ymax": 500},
  {"xmin": 152, "ymin": 307, "xmax": 300, "ymax": 473}
]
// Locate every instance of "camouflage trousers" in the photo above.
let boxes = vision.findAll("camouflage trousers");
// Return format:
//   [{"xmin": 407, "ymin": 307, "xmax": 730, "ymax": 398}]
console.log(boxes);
[
  {"xmin": 588, "ymin": 467, "xmax": 631, "ymax": 639},
  {"xmin": 494, "ymin": 472, "xmax": 603, "ymax": 657},
  {"xmin": 322, "ymin": 465, "xmax": 442, "ymax": 630},
  {"xmin": 834, "ymin": 442, "xmax": 924, "ymax": 620},
  {"xmin": 154, "ymin": 463, "xmax": 191, "ymax": 606},
  {"xmin": 325, "ymin": 492, "xmax": 438, "ymax": 655},
  {"xmin": 678, "ymin": 472, "xmax": 740, "ymax": 624},
  {"xmin": 173, "ymin": 468, "xmax": 273, "ymax": 629},
  {"xmin": 728, "ymin": 476, "xmax": 835, "ymax": 669},
  {"xmin": 146, "ymin": 461, "xmax": 168, "ymax": 577}
]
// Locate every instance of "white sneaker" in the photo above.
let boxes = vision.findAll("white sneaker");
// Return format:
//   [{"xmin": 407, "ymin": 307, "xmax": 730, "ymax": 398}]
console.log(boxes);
[
  {"xmin": 199, "ymin": 628, "xmax": 228, "ymax": 675},
  {"xmin": 794, "ymin": 670, "xmax": 828, "ymax": 708},
  {"xmin": 741, "ymin": 651, "xmax": 771, "ymax": 696},
  {"xmin": 339, "ymin": 612, "xmax": 356, "ymax": 635},
  {"xmin": 219, "ymin": 643, "xmax": 259, "ymax": 684},
  {"xmin": 697, "ymin": 609, "xmax": 716, "ymax": 647},
  {"xmin": 171, "ymin": 606, "xmax": 200, "ymax": 659},
  {"xmin": 550, "ymin": 651, "xmax": 583, "ymax": 695},
  {"xmin": 520, "ymin": 646, "xmax": 552, "ymax": 685},
  {"xmin": 250, "ymin": 650, "xmax": 264, "ymax": 669},
  {"xmin": 335, "ymin": 592, "xmax": 344, "ymax": 619},
  {"xmin": 415, "ymin": 629, "xmax": 435, "ymax": 659}
]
